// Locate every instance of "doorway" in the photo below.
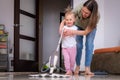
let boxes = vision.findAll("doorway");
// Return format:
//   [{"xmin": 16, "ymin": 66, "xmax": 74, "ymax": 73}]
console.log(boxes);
[{"xmin": 14, "ymin": 0, "xmax": 39, "ymax": 72}]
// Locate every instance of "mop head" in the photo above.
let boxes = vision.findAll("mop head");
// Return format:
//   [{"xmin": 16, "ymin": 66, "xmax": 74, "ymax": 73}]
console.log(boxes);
[{"xmin": 29, "ymin": 73, "xmax": 71, "ymax": 78}]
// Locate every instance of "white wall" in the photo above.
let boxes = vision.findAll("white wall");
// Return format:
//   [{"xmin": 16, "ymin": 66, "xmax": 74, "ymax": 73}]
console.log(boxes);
[
  {"xmin": 104, "ymin": 0, "xmax": 120, "ymax": 47},
  {"xmin": 0, "ymin": 0, "xmax": 14, "ymax": 53}
]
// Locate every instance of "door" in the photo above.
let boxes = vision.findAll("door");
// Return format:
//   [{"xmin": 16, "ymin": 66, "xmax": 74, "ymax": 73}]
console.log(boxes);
[{"xmin": 14, "ymin": 0, "xmax": 39, "ymax": 72}]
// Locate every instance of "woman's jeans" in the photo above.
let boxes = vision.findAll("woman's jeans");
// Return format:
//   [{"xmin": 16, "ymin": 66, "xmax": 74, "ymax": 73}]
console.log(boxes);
[{"xmin": 76, "ymin": 27, "xmax": 96, "ymax": 67}]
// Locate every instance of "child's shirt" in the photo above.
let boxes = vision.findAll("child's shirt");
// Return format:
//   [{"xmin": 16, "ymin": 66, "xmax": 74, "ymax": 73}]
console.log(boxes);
[{"xmin": 62, "ymin": 25, "xmax": 78, "ymax": 48}]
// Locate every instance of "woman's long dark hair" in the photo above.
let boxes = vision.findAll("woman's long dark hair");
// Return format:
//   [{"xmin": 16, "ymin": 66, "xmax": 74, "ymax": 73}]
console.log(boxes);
[{"xmin": 83, "ymin": 0, "xmax": 98, "ymax": 29}]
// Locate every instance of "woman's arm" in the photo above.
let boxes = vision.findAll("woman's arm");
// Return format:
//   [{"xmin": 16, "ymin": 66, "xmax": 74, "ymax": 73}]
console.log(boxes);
[
  {"xmin": 65, "ymin": 26, "xmax": 92, "ymax": 36},
  {"xmin": 74, "ymin": 27, "xmax": 92, "ymax": 35}
]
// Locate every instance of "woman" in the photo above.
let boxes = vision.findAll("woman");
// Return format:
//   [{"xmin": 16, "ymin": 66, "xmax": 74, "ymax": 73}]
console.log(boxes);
[{"xmin": 59, "ymin": 0, "xmax": 100, "ymax": 75}]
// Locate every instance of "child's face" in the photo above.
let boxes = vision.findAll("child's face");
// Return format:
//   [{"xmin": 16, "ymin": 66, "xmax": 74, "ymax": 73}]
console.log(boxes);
[{"xmin": 65, "ymin": 14, "xmax": 75, "ymax": 27}]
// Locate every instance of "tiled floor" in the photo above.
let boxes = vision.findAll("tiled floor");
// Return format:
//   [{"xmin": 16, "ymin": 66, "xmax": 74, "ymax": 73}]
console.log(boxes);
[{"xmin": 0, "ymin": 72, "xmax": 120, "ymax": 80}]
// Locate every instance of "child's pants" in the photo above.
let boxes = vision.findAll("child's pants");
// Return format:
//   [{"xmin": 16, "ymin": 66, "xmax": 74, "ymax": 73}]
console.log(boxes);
[{"xmin": 62, "ymin": 47, "xmax": 76, "ymax": 72}]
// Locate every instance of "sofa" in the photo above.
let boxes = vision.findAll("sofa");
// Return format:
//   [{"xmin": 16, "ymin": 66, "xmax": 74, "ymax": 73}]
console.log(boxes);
[{"xmin": 91, "ymin": 46, "xmax": 120, "ymax": 74}]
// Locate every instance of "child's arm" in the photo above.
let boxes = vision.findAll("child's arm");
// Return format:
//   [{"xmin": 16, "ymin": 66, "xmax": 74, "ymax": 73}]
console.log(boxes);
[{"xmin": 59, "ymin": 19, "xmax": 65, "ymax": 34}]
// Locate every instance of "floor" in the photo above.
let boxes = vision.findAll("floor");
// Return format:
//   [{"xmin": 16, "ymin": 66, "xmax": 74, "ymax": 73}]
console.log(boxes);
[{"xmin": 0, "ymin": 72, "xmax": 120, "ymax": 80}]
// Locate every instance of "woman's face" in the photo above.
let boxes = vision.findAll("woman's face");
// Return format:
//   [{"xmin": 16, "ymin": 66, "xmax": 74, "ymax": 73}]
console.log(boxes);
[{"xmin": 81, "ymin": 6, "xmax": 91, "ymax": 19}]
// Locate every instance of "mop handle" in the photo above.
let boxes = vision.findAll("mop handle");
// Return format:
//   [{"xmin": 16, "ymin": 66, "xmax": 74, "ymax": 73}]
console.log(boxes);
[{"xmin": 56, "ymin": 27, "xmax": 65, "ymax": 52}]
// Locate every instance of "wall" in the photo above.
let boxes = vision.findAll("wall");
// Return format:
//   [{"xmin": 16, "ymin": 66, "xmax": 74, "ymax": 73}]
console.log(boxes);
[
  {"xmin": 104, "ymin": 0, "xmax": 120, "ymax": 47},
  {"xmin": 0, "ymin": 0, "xmax": 14, "ymax": 53}
]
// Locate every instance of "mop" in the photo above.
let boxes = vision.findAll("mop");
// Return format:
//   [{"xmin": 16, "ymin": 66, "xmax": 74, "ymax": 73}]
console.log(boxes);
[{"xmin": 29, "ymin": 28, "xmax": 71, "ymax": 78}]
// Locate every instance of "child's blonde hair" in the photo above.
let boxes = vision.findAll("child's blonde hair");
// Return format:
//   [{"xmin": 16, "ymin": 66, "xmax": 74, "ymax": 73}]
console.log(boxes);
[{"xmin": 64, "ymin": 6, "xmax": 76, "ymax": 18}]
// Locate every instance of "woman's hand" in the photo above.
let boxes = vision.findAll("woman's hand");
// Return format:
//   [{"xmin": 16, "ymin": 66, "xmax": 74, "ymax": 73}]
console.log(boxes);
[{"xmin": 63, "ymin": 28, "xmax": 74, "ymax": 36}]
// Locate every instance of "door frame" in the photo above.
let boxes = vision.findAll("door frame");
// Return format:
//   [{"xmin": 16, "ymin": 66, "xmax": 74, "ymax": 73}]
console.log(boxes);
[{"xmin": 14, "ymin": 0, "xmax": 40, "ymax": 72}]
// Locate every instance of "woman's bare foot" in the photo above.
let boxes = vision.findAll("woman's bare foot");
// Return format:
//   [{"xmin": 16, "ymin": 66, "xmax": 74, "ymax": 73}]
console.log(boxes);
[
  {"xmin": 85, "ymin": 71, "xmax": 94, "ymax": 75},
  {"xmin": 85, "ymin": 67, "xmax": 94, "ymax": 75},
  {"xmin": 74, "ymin": 66, "xmax": 80, "ymax": 75}
]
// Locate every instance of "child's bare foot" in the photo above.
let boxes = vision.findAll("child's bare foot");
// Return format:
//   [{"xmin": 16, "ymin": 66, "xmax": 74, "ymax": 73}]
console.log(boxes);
[
  {"xmin": 65, "ymin": 71, "xmax": 73, "ymax": 75},
  {"xmin": 85, "ymin": 67, "xmax": 94, "ymax": 75},
  {"xmin": 74, "ymin": 66, "xmax": 80, "ymax": 75}
]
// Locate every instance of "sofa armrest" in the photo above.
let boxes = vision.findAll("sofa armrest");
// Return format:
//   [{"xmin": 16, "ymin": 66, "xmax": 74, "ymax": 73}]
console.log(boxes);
[{"xmin": 94, "ymin": 46, "xmax": 120, "ymax": 54}]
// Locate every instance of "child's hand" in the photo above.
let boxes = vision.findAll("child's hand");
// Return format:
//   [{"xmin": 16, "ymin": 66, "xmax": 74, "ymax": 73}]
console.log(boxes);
[{"xmin": 59, "ymin": 28, "xmax": 66, "ymax": 38}]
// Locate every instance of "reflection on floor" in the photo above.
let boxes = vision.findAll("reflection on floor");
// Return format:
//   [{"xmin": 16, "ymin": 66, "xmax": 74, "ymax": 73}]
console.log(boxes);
[{"xmin": 0, "ymin": 72, "xmax": 120, "ymax": 80}]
